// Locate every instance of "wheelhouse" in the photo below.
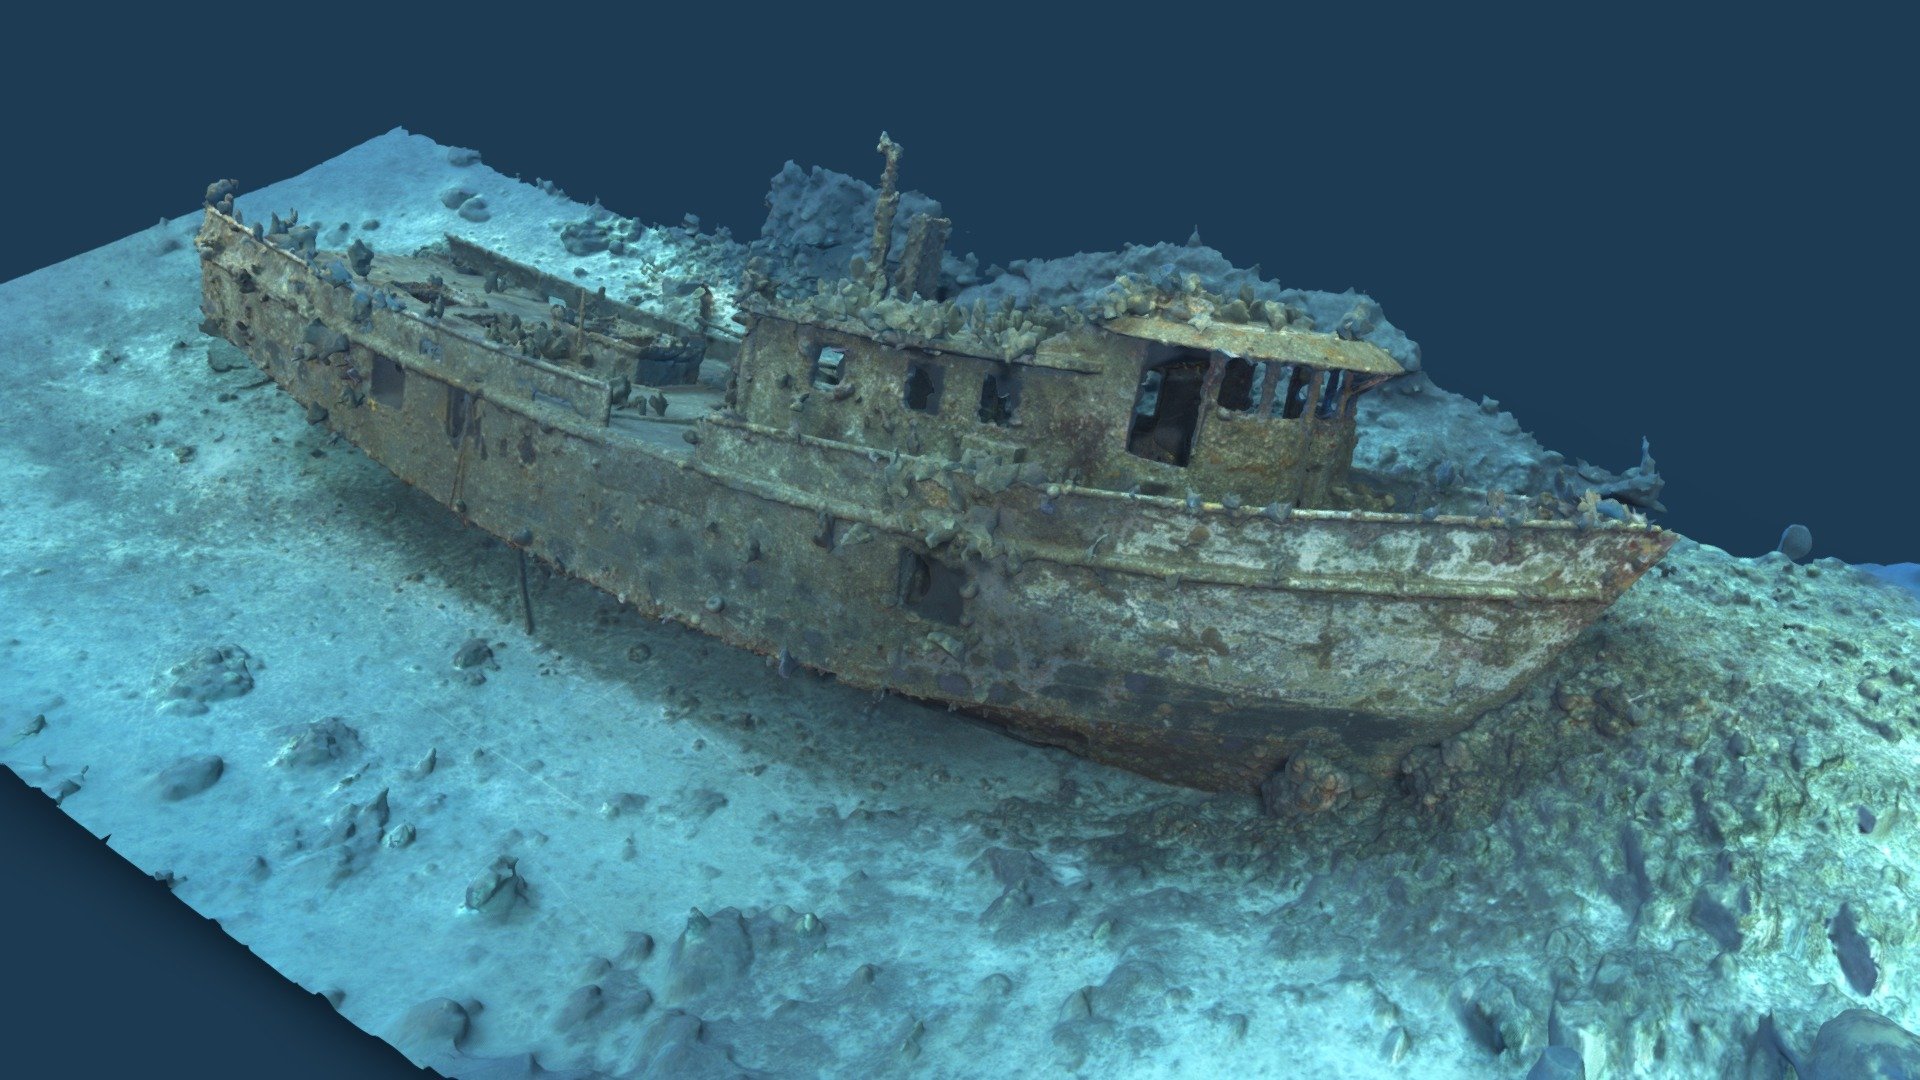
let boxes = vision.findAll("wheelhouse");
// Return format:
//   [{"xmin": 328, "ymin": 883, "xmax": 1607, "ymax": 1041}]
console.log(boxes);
[
  {"xmin": 1100, "ymin": 315, "xmax": 1403, "ymax": 506},
  {"xmin": 728, "ymin": 304, "xmax": 1403, "ymax": 510}
]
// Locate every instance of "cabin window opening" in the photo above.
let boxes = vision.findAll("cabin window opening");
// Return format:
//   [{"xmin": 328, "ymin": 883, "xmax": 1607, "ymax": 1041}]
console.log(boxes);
[
  {"xmin": 904, "ymin": 360, "xmax": 944, "ymax": 413},
  {"xmin": 978, "ymin": 366, "xmax": 1020, "ymax": 425},
  {"xmin": 1277, "ymin": 366, "xmax": 1313, "ymax": 419},
  {"xmin": 445, "ymin": 384, "xmax": 472, "ymax": 440},
  {"xmin": 371, "ymin": 354, "xmax": 407, "ymax": 409},
  {"xmin": 1127, "ymin": 348, "xmax": 1210, "ymax": 467},
  {"xmin": 810, "ymin": 344, "xmax": 846, "ymax": 389},
  {"xmin": 1216, "ymin": 358, "xmax": 1264, "ymax": 411},
  {"xmin": 896, "ymin": 547, "xmax": 965, "ymax": 624},
  {"xmin": 1316, "ymin": 371, "xmax": 1346, "ymax": 418}
]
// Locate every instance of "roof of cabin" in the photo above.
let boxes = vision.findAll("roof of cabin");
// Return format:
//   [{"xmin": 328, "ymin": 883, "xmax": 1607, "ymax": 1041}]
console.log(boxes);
[
  {"xmin": 739, "ymin": 299, "xmax": 1102, "ymax": 372},
  {"xmin": 1100, "ymin": 315, "xmax": 1405, "ymax": 376},
  {"xmin": 741, "ymin": 299, "xmax": 1405, "ymax": 379}
]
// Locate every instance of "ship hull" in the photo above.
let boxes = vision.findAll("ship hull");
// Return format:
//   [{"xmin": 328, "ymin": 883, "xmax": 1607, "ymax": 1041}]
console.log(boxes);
[{"xmin": 196, "ymin": 208, "xmax": 1674, "ymax": 793}]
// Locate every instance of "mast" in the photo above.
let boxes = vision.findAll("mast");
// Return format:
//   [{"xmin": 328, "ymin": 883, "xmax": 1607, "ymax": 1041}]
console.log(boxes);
[{"xmin": 868, "ymin": 132, "xmax": 902, "ymax": 284}]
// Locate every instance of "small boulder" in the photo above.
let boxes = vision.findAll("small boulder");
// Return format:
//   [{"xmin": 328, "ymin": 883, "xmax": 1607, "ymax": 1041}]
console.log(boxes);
[
  {"xmin": 663, "ymin": 907, "xmax": 753, "ymax": 1003},
  {"xmin": 270, "ymin": 717, "xmax": 363, "ymax": 768},
  {"xmin": 1260, "ymin": 750, "xmax": 1353, "ymax": 816},
  {"xmin": 462, "ymin": 855, "xmax": 528, "ymax": 918},
  {"xmin": 1772, "ymin": 1008, "xmax": 1920, "ymax": 1079},
  {"xmin": 452, "ymin": 638, "xmax": 498, "ymax": 685},
  {"xmin": 393, "ymin": 997, "xmax": 470, "ymax": 1056},
  {"xmin": 154, "ymin": 754, "xmax": 224, "ymax": 800},
  {"xmin": 1526, "ymin": 1045, "xmax": 1585, "ymax": 1080},
  {"xmin": 453, "ymin": 638, "xmax": 494, "ymax": 669},
  {"xmin": 159, "ymin": 644, "xmax": 258, "ymax": 715}
]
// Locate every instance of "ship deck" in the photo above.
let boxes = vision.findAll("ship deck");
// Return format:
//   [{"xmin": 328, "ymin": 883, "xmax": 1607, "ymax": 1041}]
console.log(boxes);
[
  {"xmin": 337, "ymin": 242, "xmax": 727, "ymax": 456},
  {"xmin": 606, "ymin": 385, "xmax": 722, "ymax": 456}
]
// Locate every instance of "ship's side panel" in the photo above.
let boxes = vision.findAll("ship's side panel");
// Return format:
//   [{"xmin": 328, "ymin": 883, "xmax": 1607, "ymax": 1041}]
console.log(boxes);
[
  {"xmin": 735, "ymin": 316, "xmax": 1126, "ymax": 488},
  {"xmin": 694, "ymin": 419, "xmax": 1667, "ymax": 601},
  {"xmin": 683, "ymin": 420, "xmax": 1665, "ymax": 788}
]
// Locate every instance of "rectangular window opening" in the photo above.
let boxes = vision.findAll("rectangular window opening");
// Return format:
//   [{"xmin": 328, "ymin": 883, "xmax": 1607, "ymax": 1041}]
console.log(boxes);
[
  {"xmin": 1126, "ymin": 348, "xmax": 1209, "ymax": 466},
  {"xmin": 904, "ymin": 360, "xmax": 944, "ymax": 413},
  {"xmin": 810, "ymin": 344, "xmax": 846, "ymax": 389},
  {"xmin": 445, "ymin": 383, "xmax": 472, "ymax": 440},
  {"xmin": 896, "ymin": 547, "xmax": 966, "ymax": 624},
  {"xmin": 1216, "ymin": 357, "xmax": 1264, "ymax": 411},
  {"xmin": 371, "ymin": 354, "xmax": 407, "ymax": 410},
  {"xmin": 1277, "ymin": 366, "xmax": 1314, "ymax": 419},
  {"xmin": 977, "ymin": 365, "xmax": 1020, "ymax": 425}
]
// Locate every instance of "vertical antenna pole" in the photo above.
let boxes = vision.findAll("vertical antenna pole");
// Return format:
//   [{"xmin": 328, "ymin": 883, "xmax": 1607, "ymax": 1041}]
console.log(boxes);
[
  {"xmin": 572, "ymin": 286, "xmax": 587, "ymax": 363},
  {"xmin": 518, "ymin": 549, "xmax": 536, "ymax": 635},
  {"xmin": 869, "ymin": 133, "xmax": 903, "ymax": 285}
]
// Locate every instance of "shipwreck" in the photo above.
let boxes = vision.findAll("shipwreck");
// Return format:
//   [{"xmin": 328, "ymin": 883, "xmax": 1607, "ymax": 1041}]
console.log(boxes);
[{"xmin": 193, "ymin": 141, "xmax": 1674, "ymax": 794}]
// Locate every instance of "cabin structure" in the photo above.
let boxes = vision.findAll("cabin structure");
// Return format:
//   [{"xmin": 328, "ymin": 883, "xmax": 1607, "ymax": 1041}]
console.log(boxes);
[{"xmin": 728, "ymin": 301, "xmax": 1405, "ymax": 511}]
